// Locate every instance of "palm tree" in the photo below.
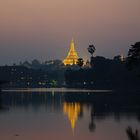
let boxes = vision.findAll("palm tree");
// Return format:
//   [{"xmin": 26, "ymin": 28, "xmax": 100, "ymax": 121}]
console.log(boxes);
[
  {"xmin": 88, "ymin": 44, "xmax": 96, "ymax": 68},
  {"xmin": 88, "ymin": 44, "xmax": 96, "ymax": 57}
]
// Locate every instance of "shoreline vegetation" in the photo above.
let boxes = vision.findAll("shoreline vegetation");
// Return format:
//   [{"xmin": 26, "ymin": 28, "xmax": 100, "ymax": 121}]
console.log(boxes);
[{"xmin": 0, "ymin": 42, "xmax": 140, "ymax": 91}]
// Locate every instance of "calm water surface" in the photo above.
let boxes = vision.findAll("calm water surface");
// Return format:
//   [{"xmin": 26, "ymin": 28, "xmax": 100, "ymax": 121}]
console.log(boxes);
[{"xmin": 0, "ymin": 88, "xmax": 139, "ymax": 140}]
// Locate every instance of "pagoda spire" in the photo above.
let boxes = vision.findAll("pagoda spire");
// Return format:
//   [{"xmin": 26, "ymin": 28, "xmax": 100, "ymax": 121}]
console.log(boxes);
[
  {"xmin": 63, "ymin": 39, "xmax": 79, "ymax": 65},
  {"xmin": 70, "ymin": 38, "xmax": 75, "ymax": 52}
]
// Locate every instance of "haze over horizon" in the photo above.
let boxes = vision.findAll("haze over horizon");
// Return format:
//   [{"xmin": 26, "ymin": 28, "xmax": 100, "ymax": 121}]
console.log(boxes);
[{"xmin": 0, "ymin": 0, "xmax": 140, "ymax": 65}]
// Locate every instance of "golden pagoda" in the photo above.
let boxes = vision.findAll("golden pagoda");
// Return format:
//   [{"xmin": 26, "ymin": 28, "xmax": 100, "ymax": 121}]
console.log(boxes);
[{"xmin": 63, "ymin": 39, "xmax": 79, "ymax": 65}]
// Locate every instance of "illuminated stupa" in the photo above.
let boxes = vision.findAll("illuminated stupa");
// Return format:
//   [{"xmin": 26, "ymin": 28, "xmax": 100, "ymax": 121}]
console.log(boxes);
[{"xmin": 63, "ymin": 39, "xmax": 79, "ymax": 65}]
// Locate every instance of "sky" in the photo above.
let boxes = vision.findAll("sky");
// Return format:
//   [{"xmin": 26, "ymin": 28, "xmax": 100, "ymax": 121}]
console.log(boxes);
[{"xmin": 0, "ymin": 0, "xmax": 140, "ymax": 65}]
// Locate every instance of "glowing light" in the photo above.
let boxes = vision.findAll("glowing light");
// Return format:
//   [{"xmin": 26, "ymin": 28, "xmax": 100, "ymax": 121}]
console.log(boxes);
[
  {"xmin": 120, "ymin": 54, "xmax": 124, "ymax": 62},
  {"xmin": 63, "ymin": 102, "xmax": 81, "ymax": 133},
  {"xmin": 63, "ymin": 39, "xmax": 79, "ymax": 65}
]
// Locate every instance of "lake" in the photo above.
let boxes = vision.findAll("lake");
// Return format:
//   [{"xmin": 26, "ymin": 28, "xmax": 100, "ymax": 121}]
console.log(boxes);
[{"xmin": 0, "ymin": 88, "xmax": 140, "ymax": 140}]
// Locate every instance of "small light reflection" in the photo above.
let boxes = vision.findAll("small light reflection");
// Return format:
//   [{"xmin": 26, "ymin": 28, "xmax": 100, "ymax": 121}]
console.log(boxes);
[{"xmin": 52, "ymin": 90, "xmax": 55, "ymax": 96}]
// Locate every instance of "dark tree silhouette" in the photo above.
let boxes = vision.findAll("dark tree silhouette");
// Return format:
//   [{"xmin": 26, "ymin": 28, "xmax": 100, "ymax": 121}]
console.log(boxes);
[
  {"xmin": 88, "ymin": 44, "xmax": 96, "ymax": 57},
  {"xmin": 32, "ymin": 59, "xmax": 40, "ymax": 65},
  {"xmin": 114, "ymin": 55, "xmax": 122, "ymax": 62},
  {"xmin": 77, "ymin": 58, "xmax": 84, "ymax": 68},
  {"xmin": 126, "ymin": 126, "xmax": 139, "ymax": 140},
  {"xmin": 89, "ymin": 108, "xmax": 96, "ymax": 132},
  {"xmin": 88, "ymin": 44, "xmax": 96, "ymax": 68},
  {"xmin": 127, "ymin": 42, "xmax": 140, "ymax": 67}
]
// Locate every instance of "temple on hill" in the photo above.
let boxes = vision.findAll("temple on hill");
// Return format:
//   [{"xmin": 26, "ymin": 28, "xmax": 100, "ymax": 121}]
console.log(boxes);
[{"xmin": 63, "ymin": 39, "xmax": 79, "ymax": 65}]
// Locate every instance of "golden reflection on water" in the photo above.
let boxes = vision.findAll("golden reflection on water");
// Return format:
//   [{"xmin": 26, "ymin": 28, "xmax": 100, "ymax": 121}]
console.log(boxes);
[{"xmin": 63, "ymin": 102, "xmax": 81, "ymax": 133}]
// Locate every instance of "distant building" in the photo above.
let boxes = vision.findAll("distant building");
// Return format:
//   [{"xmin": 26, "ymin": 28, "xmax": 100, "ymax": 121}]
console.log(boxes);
[
  {"xmin": 113, "ymin": 54, "xmax": 125, "ymax": 62},
  {"xmin": 84, "ymin": 59, "xmax": 91, "ymax": 68},
  {"xmin": 120, "ymin": 54, "xmax": 125, "ymax": 62},
  {"xmin": 22, "ymin": 61, "xmax": 31, "ymax": 68},
  {"xmin": 63, "ymin": 39, "xmax": 79, "ymax": 65}
]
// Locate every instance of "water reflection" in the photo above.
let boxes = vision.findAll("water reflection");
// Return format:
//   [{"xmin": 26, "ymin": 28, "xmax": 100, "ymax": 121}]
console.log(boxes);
[
  {"xmin": 63, "ymin": 102, "xmax": 81, "ymax": 133},
  {"xmin": 0, "ymin": 90, "xmax": 140, "ymax": 140},
  {"xmin": 126, "ymin": 126, "xmax": 140, "ymax": 140},
  {"xmin": 89, "ymin": 106, "xmax": 96, "ymax": 132},
  {"xmin": 1, "ymin": 91, "xmax": 140, "ymax": 121}
]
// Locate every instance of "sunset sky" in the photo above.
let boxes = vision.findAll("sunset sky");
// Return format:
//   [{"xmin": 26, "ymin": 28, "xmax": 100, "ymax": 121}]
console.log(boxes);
[{"xmin": 0, "ymin": 0, "xmax": 140, "ymax": 65}]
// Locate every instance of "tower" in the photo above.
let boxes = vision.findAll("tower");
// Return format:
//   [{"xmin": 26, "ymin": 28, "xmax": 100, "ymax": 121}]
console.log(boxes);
[{"xmin": 63, "ymin": 39, "xmax": 79, "ymax": 65}]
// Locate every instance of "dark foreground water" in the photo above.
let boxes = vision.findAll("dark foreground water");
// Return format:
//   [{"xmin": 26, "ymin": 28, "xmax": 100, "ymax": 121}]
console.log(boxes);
[{"xmin": 0, "ymin": 88, "xmax": 140, "ymax": 140}]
